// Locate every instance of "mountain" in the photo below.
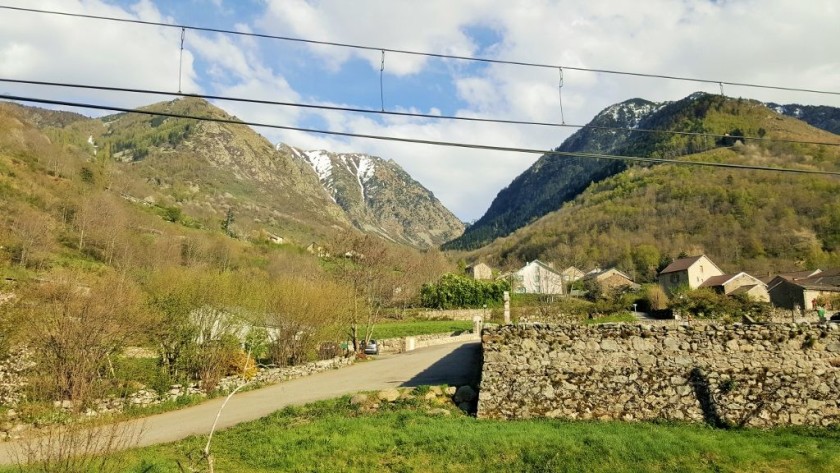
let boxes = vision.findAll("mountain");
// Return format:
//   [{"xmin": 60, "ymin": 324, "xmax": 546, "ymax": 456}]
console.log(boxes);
[
  {"xmin": 766, "ymin": 102, "xmax": 840, "ymax": 135},
  {"xmin": 0, "ymin": 97, "xmax": 461, "ymax": 250},
  {"xmin": 460, "ymin": 95, "xmax": 840, "ymax": 279},
  {"xmin": 93, "ymin": 97, "xmax": 352, "ymax": 243},
  {"xmin": 443, "ymin": 98, "xmax": 668, "ymax": 250},
  {"xmin": 281, "ymin": 146, "xmax": 464, "ymax": 248},
  {"xmin": 444, "ymin": 93, "xmax": 840, "ymax": 251}
]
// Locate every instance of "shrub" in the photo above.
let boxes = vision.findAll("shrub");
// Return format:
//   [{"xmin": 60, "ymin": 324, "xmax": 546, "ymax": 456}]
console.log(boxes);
[{"xmin": 420, "ymin": 274, "xmax": 510, "ymax": 309}]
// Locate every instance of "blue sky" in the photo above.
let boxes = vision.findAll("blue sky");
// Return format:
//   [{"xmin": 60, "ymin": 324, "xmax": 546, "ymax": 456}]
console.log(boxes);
[{"xmin": 1, "ymin": 0, "xmax": 839, "ymax": 221}]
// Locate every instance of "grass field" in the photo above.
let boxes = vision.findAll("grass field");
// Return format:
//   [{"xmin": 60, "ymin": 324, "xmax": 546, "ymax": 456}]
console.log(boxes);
[
  {"xmin": 373, "ymin": 320, "xmax": 474, "ymax": 339},
  {"xmin": 28, "ymin": 395, "xmax": 840, "ymax": 473}
]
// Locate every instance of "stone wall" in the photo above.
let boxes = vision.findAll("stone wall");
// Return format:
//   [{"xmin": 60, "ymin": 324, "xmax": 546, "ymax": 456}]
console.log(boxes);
[
  {"xmin": 378, "ymin": 331, "xmax": 479, "ymax": 354},
  {"xmin": 0, "ymin": 349, "xmax": 34, "ymax": 407},
  {"xmin": 478, "ymin": 323, "xmax": 840, "ymax": 427},
  {"xmin": 413, "ymin": 309, "xmax": 486, "ymax": 321}
]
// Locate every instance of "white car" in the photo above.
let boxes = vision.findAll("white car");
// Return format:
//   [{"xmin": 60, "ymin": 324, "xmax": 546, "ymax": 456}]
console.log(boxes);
[{"xmin": 363, "ymin": 340, "xmax": 380, "ymax": 355}]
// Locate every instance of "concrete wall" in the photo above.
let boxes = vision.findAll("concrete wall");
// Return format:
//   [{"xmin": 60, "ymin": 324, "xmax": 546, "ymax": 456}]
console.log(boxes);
[{"xmin": 478, "ymin": 323, "xmax": 840, "ymax": 427}]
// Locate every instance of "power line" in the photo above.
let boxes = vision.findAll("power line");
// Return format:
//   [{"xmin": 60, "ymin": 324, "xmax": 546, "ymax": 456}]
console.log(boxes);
[
  {"xmin": 2, "ymin": 4, "xmax": 839, "ymax": 98},
  {"xmin": 3, "ymin": 93, "xmax": 839, "ymax": 178},
  {"xmin": 3, "ymin": 77, "xmax": 839, "ymax": 148}
]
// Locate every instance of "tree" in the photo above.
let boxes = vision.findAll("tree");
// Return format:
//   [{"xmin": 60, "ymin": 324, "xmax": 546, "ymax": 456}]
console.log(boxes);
[
  {"xmin": 13, "ymin": 270, "xmax": 148, "ymax": 407},
  {"xmin": 328, "ymin": 232, "xmax": 399, "ymax": 352}
]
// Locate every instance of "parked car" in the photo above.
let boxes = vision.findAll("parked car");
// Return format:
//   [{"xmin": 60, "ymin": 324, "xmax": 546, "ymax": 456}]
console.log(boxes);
[{"xmin": 364, "ymin": 339, "xmax": 380, "ymax": 355}]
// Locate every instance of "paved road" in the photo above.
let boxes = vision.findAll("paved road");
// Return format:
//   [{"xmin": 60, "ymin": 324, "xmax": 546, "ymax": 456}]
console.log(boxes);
[{"xmin": 0, "ymin": 339, "xmax": 481, "ymax": 465}]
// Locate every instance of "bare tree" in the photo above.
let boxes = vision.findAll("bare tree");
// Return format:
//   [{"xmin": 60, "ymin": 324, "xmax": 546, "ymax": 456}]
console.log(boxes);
[{"xmin": 328, "ymin": 232, "xmax": 400, "ymax": 352}]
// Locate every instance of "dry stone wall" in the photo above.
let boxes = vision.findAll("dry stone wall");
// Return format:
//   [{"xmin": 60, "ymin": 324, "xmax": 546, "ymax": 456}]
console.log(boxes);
[{"xmin": 478, "ymin": 323, "xmax": 840, "ymax": 428}]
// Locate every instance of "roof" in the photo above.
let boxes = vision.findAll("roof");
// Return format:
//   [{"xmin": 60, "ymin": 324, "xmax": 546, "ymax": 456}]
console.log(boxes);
[
  {"xmin": 760, "ymin": 269, "xmax": 822, "ymax": 284},
  {"xmin": 659, "ymin": 255, "xmax": 706, "ymax": 274},
  {"xmin": 791, "ymin": 269, "xmax": 840, "ymax": 291},
  {"xmin": 521, "ymin": 260, "xmax": 561, "ymax": 276},
  {"xmin": 699, "ymin": 274, "xmax": 737, "ymax": 288},
  {"xmin": 584, "ymin": 267, "xmax": 633, "ymax": 282}
]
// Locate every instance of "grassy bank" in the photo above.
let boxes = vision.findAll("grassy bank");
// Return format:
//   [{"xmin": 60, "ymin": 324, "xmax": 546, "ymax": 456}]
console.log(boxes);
[
  {"xmin": 373, "ymin": 320, "xmax": 474, "ymax": 339},
  {"xmin": 20, "ymin": 395, "xmax": 839, "ymax": 473}
]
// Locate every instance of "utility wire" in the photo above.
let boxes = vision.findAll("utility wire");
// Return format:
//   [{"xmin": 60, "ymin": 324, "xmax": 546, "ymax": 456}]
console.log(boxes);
[
  {"xmin": 3, "ymin": 78, "xmax": 839, "ymax": 148},
  {"xmin": 3, "ymin": 94, "xmax": 839, "ymax": 178},
  {"xmin": 2, "ymin": 4, "xmax": 839, "ymax": 97}
]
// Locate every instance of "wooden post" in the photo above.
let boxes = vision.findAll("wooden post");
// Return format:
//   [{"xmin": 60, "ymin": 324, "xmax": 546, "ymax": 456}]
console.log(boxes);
[{"xmin": 503, "ymin": 291, "xmax": 510, "ymax": 324}]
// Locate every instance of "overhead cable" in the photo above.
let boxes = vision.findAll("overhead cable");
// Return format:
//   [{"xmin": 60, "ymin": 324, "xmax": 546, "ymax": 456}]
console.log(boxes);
[
  {"xmin": 1, "ymin": 5, "xmax": 839, "ymax": 97},
  {"xmin": 3, "ymin": 78, "xmax": 839, "ymax": 148},
  {"xmin": 3, "ymin": 94, "xmax": 839, "ymax": 178}
]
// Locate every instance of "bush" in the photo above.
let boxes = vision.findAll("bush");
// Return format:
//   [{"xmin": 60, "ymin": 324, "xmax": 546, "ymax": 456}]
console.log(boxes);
[
  {"xmin": 420, "ymin": 274, "xmax": 510, "ymax": 309},
  {"xmin": 670, "ymin": 288, "xmax": 771, "ymax": 322}
]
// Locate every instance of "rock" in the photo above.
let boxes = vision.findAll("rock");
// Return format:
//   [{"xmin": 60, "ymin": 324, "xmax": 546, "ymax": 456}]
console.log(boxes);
[
  {"xmin": 377, "ymin": 389, "xmax": 401, "ymax": 402},
  {"xmin": 600, "ymin": 339, "xmax": 620, "ymax": 351},
  {"xmin": 429, "ymin": 386, "xmax": 443, "ymax": 396},
  {"xmin": 444, "ymin": 386, "xmax": 457, "ymax": 396},
  {"xmin": 424, "ymin": 391, "xmax": 438, "ymax": 401},
  {"xmin": 453, "ymin": 385, "xmax": 477, "ymax": 404},
  {"xmin": 349, "ymin": 393, "xmax": 369, "ymax": 406}
]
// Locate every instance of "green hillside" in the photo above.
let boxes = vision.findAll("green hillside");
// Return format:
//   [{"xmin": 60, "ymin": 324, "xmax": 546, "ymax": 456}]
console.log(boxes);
[
  {"xmin": 461, "ymin": 100, "xmax": 840, "ymax": 279},
  {"xmin": 444, "ymin": 93, "xmax": 840, "ymax": 252}
]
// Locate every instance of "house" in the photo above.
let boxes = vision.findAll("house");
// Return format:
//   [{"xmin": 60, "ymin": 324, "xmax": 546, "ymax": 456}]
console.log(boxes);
[
  {"xmin": 510, "ymin": 260, "xmax": 564, "ymax": 295},
  {"xmin": 767, "ymin": 269, "xmax": 840, "ymax": 310},
  {"xmin": 584, "ymin": 268, "xmax": 638, "ymax": 293},
  {"xmin": 560, "ymin": 266, "xmax": 585, "ymax": 283},
  {"xmin": 698, "ymin": 272, "xmax": 770, "ymax": 302},
  {"xmin": 465, "ymin": 262, "xmax": 493, "ymax": 281},
  {"xmin": 266, "ymin": 232, "xmax": 285, "ymax": 245},
  {"xmin": 658, "ymin": 255, "xmax": 724, "ymax": 293}
]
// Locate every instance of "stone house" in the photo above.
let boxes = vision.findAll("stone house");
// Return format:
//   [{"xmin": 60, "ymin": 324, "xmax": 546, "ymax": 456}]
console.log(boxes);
[
  {"xmin": 560, "ymin": 266, "xmax": 585, "ymax": 283},
  {"xmin": 510, "ymin": 260, "xmax": 564, "ymax": 295},
  {"xmin": 658, "ymin": 255, "xmax": 724, "ymax": 293},
  {"xmin": 767, "ymin": 269, "xmax": 840, "ymax": 310},
  {"xmin": 698, "ymin": 272, "xmax": 770, "ymax": 302},
  {"xmin": 583, "ymin": 268, "xmax": 638, "ymax": 293},
  {"xmin": 465, "ymin": 262, "xmax": 493, "ymax": 281}
]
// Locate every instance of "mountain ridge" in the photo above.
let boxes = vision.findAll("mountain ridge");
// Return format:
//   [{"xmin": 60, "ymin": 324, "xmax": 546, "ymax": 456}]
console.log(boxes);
[
  {"xmin": 444, "ymin": 93, "xmax": 840, "ymax": 252},
  {"xmin": 282, "ymin": 145, "xmax": 464, "ymax": 248}
]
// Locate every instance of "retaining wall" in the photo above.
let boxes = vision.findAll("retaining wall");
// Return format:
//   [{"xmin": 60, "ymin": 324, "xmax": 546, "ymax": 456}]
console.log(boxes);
[
  {"xmin": 378, "ymin": 331, "xmax": 479, "ymax": 354},
  {"xmin": 478, "ymin": 323, "xmax": 840, "ymax": 427}
]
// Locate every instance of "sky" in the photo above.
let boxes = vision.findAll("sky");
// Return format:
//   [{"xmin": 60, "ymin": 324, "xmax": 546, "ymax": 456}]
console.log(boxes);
[{"xmin": 1, "ymin": 0, "xmax": 839, "ymax": 221}]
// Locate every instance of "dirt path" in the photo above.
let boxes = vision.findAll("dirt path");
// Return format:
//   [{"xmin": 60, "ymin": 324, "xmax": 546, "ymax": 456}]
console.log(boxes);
[{"xmin": 0, "ymin": 340, "xmax": 481, "ymax": 465}]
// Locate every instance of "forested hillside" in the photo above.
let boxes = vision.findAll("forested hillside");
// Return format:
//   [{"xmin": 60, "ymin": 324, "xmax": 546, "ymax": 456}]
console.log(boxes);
[
  {"xmin": 0, "ymin": 100, "xmax": 452, "ymax": 418},
  {"xmin": 462, "ymin": 118, "xmax": 840, "ymax": 279},
  {"xmin": 444, "ymin": 93, "xmax": 840, "ymax": 251}
]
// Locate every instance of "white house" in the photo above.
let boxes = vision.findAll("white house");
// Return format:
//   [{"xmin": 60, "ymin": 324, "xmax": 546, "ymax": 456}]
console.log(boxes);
[{"xmin": 511, "ymin": 260, "xmax": 564, "ymax": 295}]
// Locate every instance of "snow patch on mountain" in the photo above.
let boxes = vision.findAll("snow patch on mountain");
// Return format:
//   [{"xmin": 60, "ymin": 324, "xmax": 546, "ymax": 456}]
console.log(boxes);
[{"xmin": 603, "ymin": 100, "xmax": 666, "ymax": 129}]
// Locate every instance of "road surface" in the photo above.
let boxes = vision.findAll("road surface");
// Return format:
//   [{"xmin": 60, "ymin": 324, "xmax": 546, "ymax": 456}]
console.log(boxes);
[{"xmin": 0, "ymin": 339, "xmax": 481, "ymax": 465}]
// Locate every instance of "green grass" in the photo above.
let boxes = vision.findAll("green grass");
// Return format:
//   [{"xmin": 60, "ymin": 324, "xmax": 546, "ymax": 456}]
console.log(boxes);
[
  {"xmin": 584, "ymin": 312, "xmax": 637, "ymax": 324},
  {"xmin": 28, "ymin": 397, "xmax": 840, "ymax": 473},
  {"xmin": 373, "ymin": 320, "xmax": 474, "ymax": 339}
]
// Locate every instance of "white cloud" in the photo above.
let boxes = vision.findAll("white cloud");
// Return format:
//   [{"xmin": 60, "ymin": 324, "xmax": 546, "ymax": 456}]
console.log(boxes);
[{"xmin": 0, "ymin": 0, "xmax": 201, "ymax": 107}]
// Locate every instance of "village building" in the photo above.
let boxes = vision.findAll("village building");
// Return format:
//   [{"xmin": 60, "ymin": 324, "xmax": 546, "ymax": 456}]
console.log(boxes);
[
  {"xmin": 583, "ymin": 268, "xmax": 638, "ymax": 293},
  {"xmin": 658, "ymin": 255, "xmax": 724, "ymax": 293},
  {"xmin": 465, "ymin": 262, "xmax": 493, "ymax": 281},
  {"xmin": 698, "ymin": 272, "xmax": 770, "ymax": 302},
  {"xmin": 509, "ymin": 260, "xmax": 564, "ymax": 295},
  {"xmin": 560, "ymin": 266, "xmax": 585, "ymax": 283},
  {"xmin": 767, "ymin": 269, "xmax": 840, "ymax": 310}
]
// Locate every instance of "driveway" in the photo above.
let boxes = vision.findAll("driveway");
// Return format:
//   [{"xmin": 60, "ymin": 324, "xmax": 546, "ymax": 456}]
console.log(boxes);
[{"xmin": 0, "ymin": 339, "xmax": 481, "ymax": 464}]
